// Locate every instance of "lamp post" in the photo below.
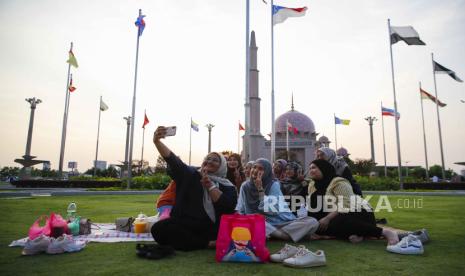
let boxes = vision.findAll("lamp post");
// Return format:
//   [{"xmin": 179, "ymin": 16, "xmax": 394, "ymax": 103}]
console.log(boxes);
[
  {"xmin": 206, "ymin": 123, "xmax": 215, "ymax": 153},
  {"xmin": 24, "ymin": 98, "xmax": 42, "ymax": 157},
  {"xmin": 14, "ymin": 97, "xmax": 47, "ymax": 178},
  {"xmin": 365, "ymin": 116, "xmax": 377, "ymax": 162}
]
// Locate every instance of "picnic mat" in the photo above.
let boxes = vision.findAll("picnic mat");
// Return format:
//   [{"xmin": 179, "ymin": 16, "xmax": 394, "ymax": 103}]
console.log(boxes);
[{"xmin": 9, "ymin": 223, "xmax": 153, "ymax": 247}]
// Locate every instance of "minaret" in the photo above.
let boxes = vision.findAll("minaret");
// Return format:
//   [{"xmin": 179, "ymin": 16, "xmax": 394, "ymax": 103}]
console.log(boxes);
[
  {"xmin": 243, "ymin": 30, "xmax": 265, "ymax": 162},
  {"xmin": 249, "ymin": 31, "xmax": 260, "ymax": 135}
]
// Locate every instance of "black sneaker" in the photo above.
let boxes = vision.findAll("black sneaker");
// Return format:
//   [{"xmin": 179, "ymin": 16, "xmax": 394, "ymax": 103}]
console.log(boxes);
[{"xmin": 136, "ymin": 243, "xmax": 175, "ymax": 260}]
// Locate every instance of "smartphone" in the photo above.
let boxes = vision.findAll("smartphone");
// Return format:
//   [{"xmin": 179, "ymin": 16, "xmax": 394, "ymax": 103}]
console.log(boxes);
[{"xmin": 165, "ymin": 126, "xmax": 177, "ymax": 136}]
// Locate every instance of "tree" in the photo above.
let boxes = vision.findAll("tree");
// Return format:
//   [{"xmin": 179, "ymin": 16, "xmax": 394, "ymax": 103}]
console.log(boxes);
[
  {"xmin": 428, "ymin": 165, "xmax": 454, "ymax": 180},
  {"xmin": 1, "ymin": 167, "xmax": 20, "ymax": 178},
  {"xmin": 352, "ymin": 159, "xmax": 376, "ymax": 176}
]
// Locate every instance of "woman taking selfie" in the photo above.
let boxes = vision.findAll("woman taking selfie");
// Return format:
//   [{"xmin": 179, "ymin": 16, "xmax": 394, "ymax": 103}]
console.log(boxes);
[{"xmin": 151, "ymin": 126, "xmax": 238, "ymax": 251}]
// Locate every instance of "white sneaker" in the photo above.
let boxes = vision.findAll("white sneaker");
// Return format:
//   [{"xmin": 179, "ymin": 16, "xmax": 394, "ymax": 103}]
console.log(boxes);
[
  {"xmin": 46, "ymin": 235, "xmax": 86, "ymax": 254},
  {"xmin": 387, "ymin": 234, "xmax": 424, "ymax": 255},
  {"xmin": 283, "ymin": 246, "xmax": 326, "ymax": 268},
  {"xmin": 22, "ymin": 235, "xmax": 51, "ymax": 255},
  {"xmin": 270, "ymin": 244, "xmax": 300, "ymax": 263}
]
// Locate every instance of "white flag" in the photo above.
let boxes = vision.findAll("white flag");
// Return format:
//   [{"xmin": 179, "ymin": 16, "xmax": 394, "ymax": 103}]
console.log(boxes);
[
  {"xmin": 390, "ymin": 26, "xmax": 426, "ymax": 45},
  {"xmin": 100, "ymin": 99, "xmax": 109, "ymax": 111}
]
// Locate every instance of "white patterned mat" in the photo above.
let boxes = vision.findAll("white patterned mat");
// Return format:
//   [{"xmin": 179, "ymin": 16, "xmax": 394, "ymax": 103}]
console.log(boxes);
[{"xmin": 9, "ymin": 223, "xmax": 153, "ymax": 247}]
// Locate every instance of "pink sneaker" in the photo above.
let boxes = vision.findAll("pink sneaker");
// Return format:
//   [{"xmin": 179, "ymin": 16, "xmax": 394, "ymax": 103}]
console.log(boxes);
[
  {"xmin": 46, "ymin": 235, "xmax": 86, "ymax": 254},
  {"xmin": 22, "ymin": 235, "xmax": 51, "ymax": 255}
]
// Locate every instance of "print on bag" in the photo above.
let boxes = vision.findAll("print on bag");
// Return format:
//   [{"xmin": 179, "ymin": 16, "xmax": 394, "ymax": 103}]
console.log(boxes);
[
  {"xmin": 216, "ymin": 214, "xmax": 270, "ymax": 263},
  {"xmin": 222, "ymin": 227, "xmax": 259, "ymax": 262}
]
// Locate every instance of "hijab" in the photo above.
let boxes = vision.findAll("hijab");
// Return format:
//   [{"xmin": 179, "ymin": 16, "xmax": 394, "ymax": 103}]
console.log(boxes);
[
  {"xmin": 273, "ymin": 159, "xmax": 288, "ymax": 180},
  {"xmin": 312, "ymin": 159, "xmax": 337, "ymax": 195},
  {"xmin": 318, "ymin": 147, "xmax": 348, "ymax": 176},
  {"xmin": 240, "ymin": 158, "xmax": 275, "ymax": 214},
  {"xmin": 280, "ymin": 162, "xmax": 305, "ymax": 196},
  {"xmin": 308, "ymin": 159, "xmax": 337, "ymax": 218},
  {"xmin": 202, "ymin": 152, "xmax": 235, "ymax": 223}
]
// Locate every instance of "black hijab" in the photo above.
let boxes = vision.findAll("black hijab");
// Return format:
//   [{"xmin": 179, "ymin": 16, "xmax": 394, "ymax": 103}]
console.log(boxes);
[
  {"xmin": 309, "ymin": 159, "xmax": 337, "ymax": 217},
  {"xmin": 311, "ymin": 159, "xmax": 337, "ymax": 191}
]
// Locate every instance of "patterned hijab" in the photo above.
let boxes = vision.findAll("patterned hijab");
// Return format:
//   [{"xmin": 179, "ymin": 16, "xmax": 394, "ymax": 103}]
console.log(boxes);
[
  {"xmin": 318, "ymin": 147, "xmax": 348, "ymax": 176},
  {"xmin": 273, "ymin": 159, "xmax": 288, "ymax": 180}
]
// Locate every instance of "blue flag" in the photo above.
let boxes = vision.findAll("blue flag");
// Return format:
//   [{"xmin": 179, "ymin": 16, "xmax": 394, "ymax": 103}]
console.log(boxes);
[{"xmin": 135, "ymin": 14, "xmax": 146, "ymax": 36}]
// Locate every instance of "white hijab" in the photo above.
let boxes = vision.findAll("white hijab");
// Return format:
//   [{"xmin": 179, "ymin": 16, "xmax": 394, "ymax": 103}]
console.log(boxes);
[{"xmin": 201, "ymin": 152, "xmax": 235, "ymax": 223}]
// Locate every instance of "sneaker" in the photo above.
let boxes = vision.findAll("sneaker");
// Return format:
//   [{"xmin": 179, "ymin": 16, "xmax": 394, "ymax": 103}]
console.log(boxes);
[
  {"xmin": 387, "ymin": 234, "xmax": 424, "ymax": 255},
  {"xmin": 22, "ymin": 235, "xmax": 51, "ymax": 255},
  {"xmin": 398, "ymin": 229, "xmax": 429, "ymax": 244},
  {"xmin": 46, "ymin": 235, "xmax": 86, "ymax": 254},
  {"xmin": 270, "ymin": 244, "xmax": 300, "ymax": 263},
  {"xmin": 282, "ymin": 247, "xmax": 326, "ymax": 268}
]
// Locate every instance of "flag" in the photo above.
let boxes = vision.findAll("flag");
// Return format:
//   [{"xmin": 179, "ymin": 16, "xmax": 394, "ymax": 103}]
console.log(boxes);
[
  {"xmin": 381, "ymin": 106, "xmax": 400, "ymax": 118},
  {"xmin": 68, "ymin": 76, "xmax": 76, "ymax": 92},
  {"xmin": 191, "ymin": 119, "xmax": 199, "ymax": 132},
  {"xmin": 335, "ymin": 116, "xmax": 350, "ymax": 125},
  {"xmin": 287, "ymin": 121, "xmax": 298, "ymax": 134},
  {"xmin": 135, "ymin": 13, "xmax": 146, "ymax": 36},
  {"xmin": 100, "ymin": 99, "xmax": 109, "ymax": 111},
  {"xmin": 142, "ymin": 113, "xmax": 149, "ymax": 128},
  {"xmin": 434, "ymin": 61, "xmax": 463, "ymax": 82},
  {"xmin": 390, "ymin": 26, "xmax": 425, "ymax": 45},
  {"xmin": 66, "ymin": 50, "xmax": 79, "ymax": 68},
  {"xmin": 420, "ymin": 88, "xmax": 446, "ymax": 107},
  {"xmin": 239, "ymin": 122, "xmax": 245, "ymax": 131},
  {"xmin": 272, "ymin": 5, "xmax": 307, "ymax": 25}
]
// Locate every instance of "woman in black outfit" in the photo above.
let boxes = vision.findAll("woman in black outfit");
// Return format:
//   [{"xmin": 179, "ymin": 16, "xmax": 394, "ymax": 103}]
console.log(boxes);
[
  {"xmin": 151, "ymin": 126, "xmax": 238, "ymax": 251},
  {"xmin": 307, "ymin": 159, "xmax": 398, "ymax": 245}
]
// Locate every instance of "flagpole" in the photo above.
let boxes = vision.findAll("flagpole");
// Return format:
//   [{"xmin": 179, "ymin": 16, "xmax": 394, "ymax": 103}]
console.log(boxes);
[
  {"xmin": 286, "ymin": 119, "xmax": 290, "ymax": 160},
  {"xmin": 270, "ymin": 0, "xmax": 276, "ymax": 163},
  {"xmin": 244, "ymin": 0, "xmax": 251, "ymax": 162},
  {"xmin": 238, "ymin": 121, "xmax": 240, "ymax": 154},
  {"xmin": 189, "ymin": 117, "xmax": 192, "ymax": 165},
  {"xmin": 387, "ymin": 19, "xmax": 403, "ymax": 188},
  {"xmin": 58, "ymin": 42, "xmax": 73, "ymax": 176},
  {"xmin": 94, "ymin": 96, "xmax": 103, "ymax": 176},
  {"xmin": 128, "ymin": 9, "xmax": 143, "ymax": 189},
  {"xmin": 419, "ymin": 82, "xmax": 430, "ymax": 180},
  {"xmin": 431, "ymin": 53, "xmax": 446, "ymax": 180},
  {"xmin": 381, "ymin": 102, "xmax": 387, "ymax": 177},
  {"xmin": 140, "ymin": 109, "xmax": 146, "ymax": 174},
  {"xmin": 334, "ymin": 114, "xmax": 338, "ymax": 150}
]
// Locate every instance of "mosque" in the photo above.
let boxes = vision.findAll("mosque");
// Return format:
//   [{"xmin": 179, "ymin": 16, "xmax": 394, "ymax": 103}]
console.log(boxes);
[{"xmin": 242, "ymin": 31, "xmax": 332, "ymax": 169}]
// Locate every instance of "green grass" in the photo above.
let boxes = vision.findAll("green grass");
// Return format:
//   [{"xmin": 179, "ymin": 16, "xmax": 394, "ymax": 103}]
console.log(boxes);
[{"xmin": 1, "ymin": 195, "xmax": 464, "ymax": 275}]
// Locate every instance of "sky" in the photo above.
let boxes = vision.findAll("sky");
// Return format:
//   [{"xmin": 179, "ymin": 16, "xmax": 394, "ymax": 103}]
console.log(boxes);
[{"xmin": 1, "ymin": 0, "xmax": 464, "ymax": 174}]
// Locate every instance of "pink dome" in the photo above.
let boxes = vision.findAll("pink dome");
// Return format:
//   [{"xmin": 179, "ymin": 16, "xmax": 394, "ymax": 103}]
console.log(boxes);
[{"xmin": 275, "ymin": 110, "xmax": 315, "ymax": 133}]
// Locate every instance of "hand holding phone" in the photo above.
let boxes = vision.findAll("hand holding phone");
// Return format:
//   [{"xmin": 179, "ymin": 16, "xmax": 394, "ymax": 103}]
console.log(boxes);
[{"xmin": 165, "ymin": 126, "xmax": 177, "ymax": 136}]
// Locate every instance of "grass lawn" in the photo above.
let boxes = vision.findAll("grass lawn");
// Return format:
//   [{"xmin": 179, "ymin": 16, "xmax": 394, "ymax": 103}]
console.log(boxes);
[{"xmin": 1, "ymin": 194, "xmax": 464, "ymax": 275}]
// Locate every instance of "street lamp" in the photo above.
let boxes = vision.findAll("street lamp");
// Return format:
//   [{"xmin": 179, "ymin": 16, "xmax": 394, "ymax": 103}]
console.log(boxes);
[
  {"xmin": 205, "ymin": 123, "xmax": 215, "ymax": 153},
  {"xmin": 365, "ymin": 116, "xmax": 377, "ymax": 162},
  {"xmin": 14, "ymin": 97, "xmax": 46, "ymax": 178}
]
